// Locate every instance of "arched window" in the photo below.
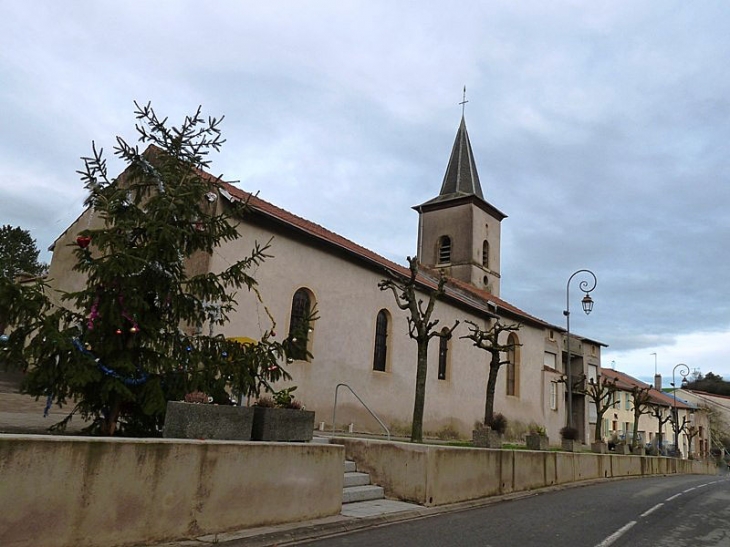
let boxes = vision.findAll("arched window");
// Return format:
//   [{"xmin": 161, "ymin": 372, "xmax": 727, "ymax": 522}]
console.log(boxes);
[
  {"xmin": 437, "ymin": 236, "xmax": 451, "ymax": 264},
  {"xmin": 288, "ymin": 288, "xmax": 313, "ymax": 361},
  {"xmin": 373, "ymin": 309, "xmax": 389, "ymax": 372},
  {"xmin": 482, "ymin": 240, "xmax": 489, "ymax": 268},
  {"xmin": 506, "ymin": 333, "xmax": 520, "ymax": 396},
  {"xmin": 438, "ymin": 327, "xmax": 450, "ymax": 380}
]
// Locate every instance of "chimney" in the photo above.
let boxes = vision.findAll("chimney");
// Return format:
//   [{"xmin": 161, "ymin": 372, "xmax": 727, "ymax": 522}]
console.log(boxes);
[{"xmin": 654, "ymin": 374, "xmax": 662, "ymax": 391}]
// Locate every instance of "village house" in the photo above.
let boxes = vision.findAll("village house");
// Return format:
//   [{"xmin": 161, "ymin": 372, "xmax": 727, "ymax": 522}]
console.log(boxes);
[
  {"xmin": 598, "ymin": 368, "xmax": 710, "ymax": 458},
  {"xmin": 47, "ymin": 115, "xmax": 605, "ymax": 442}
]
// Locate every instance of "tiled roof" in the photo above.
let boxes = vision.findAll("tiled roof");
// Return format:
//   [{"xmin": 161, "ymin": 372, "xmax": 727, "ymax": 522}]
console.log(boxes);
[
  {"xmin": 218, "ymin": 181, "xmax": 560, "ymax": 328},
  {"xmin": 51, "ymin": 144, "xmax": 593, "ymax": 336},
  {"xmin": 601, "ymin": 368, "xmax": 694, "ymax": 409}
]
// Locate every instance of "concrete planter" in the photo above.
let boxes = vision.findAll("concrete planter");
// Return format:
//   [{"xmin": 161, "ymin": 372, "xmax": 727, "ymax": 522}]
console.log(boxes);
[
  {"xmin": 591, "ymin": 441, "xmax": 607, "ymax": 454},
  {"xmin": 615, "ymin": 443, "xmax": 631, "ymax": 455},
  {"xmin": 526, "ymin": 433, "xmax": 550, "ymax": 451},
  {"xmin": 561, "ymin": 439, "xmax": 580, "ymax": 452},
  {"xmin": 252, "ymin": 407, "xmax": 315, "ymax": 442},
  {"xmin": 163, "ymin": 401, "xmax": 253, "ymax": 440},
  {"xmin": 631, "ymin": 446, "xmax": 646, "ymax": 456},
  {"xmin": 473, "ymin": 427, "xmax": 503, "ymax": 448}
]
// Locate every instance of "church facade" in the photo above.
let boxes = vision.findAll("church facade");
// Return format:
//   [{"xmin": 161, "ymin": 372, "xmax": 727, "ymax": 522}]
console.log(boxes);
[{"xmin": 47, "ymin": 116, "xmax": 604, "ymax": 441}]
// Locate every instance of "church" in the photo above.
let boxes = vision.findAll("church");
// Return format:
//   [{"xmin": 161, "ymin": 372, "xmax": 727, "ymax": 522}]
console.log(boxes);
[{"xmin": 47, "ymin": 115, "xmax": 604, "ymax": 442}]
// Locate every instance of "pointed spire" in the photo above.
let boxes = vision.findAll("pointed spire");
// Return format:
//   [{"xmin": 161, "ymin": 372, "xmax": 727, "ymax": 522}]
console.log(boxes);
[{"xmin": 438, "ymin": 116, "xmax": 484, "ymax": 200}]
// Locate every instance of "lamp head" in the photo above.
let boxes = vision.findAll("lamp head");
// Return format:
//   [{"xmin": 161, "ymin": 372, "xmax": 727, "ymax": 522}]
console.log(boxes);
[{"xmin": 581, "ymin": 293, "xmax": 594, "ymax": 315}]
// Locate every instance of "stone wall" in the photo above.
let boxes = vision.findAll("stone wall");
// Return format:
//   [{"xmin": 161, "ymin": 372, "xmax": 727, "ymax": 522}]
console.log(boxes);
[
  {"xmin": 335, "ymin": 437, "xmax": 716, "ymax": 506},
  {"xmin": 0, "ymin": 435, "xmax": 343, "ymax": 547}
]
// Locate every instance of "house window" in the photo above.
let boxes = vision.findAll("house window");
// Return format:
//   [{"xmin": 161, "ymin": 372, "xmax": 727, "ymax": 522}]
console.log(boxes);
[
  {"xmin": 288, "ymin": 288, "xmax": 313, "ymax": 361},
  {"xmin": 588, "ymin": 364, "xmax": 598, "ymax": 384},
  {"xmin": 438, "ymin": 327, "xmax": 450, "ymax": 380},
  {"xmin": 437, "ymin": 236, "xmax": 451, "ymax": 264},
  {"xmin": 550, "ymin": 381, "xmax": 558, "ymax": 410},
  {"xmin": 625, "ymin": 393, "xmax": 631, "ymax": 410},
  {"xmin": 506, "ymin": 333, "xmax": 519, "ymax": 396},
  {"xmin": 482, "ymin": 240, "xmax": 489, "ymax": 268},
  {"xmin": 588, "ymin": 402, "xmax": 597, "ymax": 423},
  {"xmin": 544, "ymin": 352, "xmax": 557, "ymax": 369},
  {"xmin": 373, "ymin": 309, "xmax": 389, "ymax": 372}
]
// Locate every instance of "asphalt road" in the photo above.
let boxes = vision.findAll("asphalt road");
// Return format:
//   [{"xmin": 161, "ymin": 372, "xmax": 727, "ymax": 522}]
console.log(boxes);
[{"xmin": 296, "ymin": 474, "xmax": 730, "ymax": 547}]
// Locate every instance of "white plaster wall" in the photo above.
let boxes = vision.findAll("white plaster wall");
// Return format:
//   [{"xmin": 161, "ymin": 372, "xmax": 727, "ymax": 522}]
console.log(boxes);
[{"xmin": 211, "ymin": 217, "xmax": 552, "ymax": 438}]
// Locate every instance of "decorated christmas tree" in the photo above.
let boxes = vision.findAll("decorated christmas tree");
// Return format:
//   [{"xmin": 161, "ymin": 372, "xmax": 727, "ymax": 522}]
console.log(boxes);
[{"xmin": 0, "ymin": 102, "xmax": 304, "ymax": 435}]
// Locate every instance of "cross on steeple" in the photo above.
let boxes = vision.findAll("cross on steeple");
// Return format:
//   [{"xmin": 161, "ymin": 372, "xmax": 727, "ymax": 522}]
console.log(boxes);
[{"xmin": 459, "ymin": 85, "xmax": 468, "ymax": 117}]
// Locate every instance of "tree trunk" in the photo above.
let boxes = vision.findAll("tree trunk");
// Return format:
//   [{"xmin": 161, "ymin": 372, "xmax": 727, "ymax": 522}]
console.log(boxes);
[
  {"xmin": 595, "ymin": 409, "xmax": 605, "ymax": 442},
  {"xmin": 631, "ymin": 417, "xmax": 641, "ymax": 450},
  {"xmin": 411, "ymin": 338, "xmax": 429, "ymax": 443},
  {"xmin": 484, "ymin": 351, "xmax": 501, "ymax": 425},
  {"xmin": 101, "ymin": 398, "xmax": 121, "ymax": 436}
]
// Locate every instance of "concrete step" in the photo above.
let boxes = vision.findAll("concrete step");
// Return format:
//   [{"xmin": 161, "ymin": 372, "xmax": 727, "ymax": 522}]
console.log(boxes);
[
  {"xmin": 343, "ymin": 472, "xmax": 372, "ymax": 488},
  {"xmin": 343, "ymin": 484, "xmax": 385, "ymax": 504},
  {"xmin": 344, "ymin": 460, "xmax": 357, "ymax": 473},
  {"xmin": 310, "ymin": 436, "xmax": 331, "ymax": 444}
]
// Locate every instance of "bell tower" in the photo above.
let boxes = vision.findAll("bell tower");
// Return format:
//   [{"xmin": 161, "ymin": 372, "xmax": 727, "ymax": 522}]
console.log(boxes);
[{"xmin": 413, "ymin": 115, "xmax": 506, "ymax": 296}]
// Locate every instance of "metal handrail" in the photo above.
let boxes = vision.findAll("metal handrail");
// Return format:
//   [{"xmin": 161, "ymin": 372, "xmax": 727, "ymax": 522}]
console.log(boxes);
[{"xmin": 332, "ymin": 383, "xmax": 390, "ymax": 440}]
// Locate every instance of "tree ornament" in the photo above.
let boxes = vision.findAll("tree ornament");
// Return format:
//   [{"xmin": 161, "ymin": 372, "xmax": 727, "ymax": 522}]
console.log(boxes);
[
  {"xmin": 76, "ymin": 235, "xmax": 92, "ymax": 249},
  {"xmin": 115, "ymin": 329, "xmax": 122, "ymax": 335},
  {"xmin": 129, "ymin": 326, "xmax": 139, "ymax": 334},
  {"xmin": 0, "ymin": 334, "xmax": 9, "ymax": 344}
]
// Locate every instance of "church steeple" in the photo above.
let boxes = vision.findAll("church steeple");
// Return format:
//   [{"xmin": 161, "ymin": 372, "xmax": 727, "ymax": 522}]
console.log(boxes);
[
  {"xmin": 414, "ymin": 109, "xmax": 507, "ymax": 296},
  {"xmin": 438, "ymin": 116, "xmax": 485, "ymax": 201}
]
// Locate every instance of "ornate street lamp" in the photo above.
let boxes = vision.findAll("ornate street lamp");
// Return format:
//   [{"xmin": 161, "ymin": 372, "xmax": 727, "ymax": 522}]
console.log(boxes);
[
  {"xmin": 564, "ymin": 269, "xmax": 597, "ymax": 430},
  {"xmin": 671, "ymin": 363, "xmax": 690, "ymax": 457}
]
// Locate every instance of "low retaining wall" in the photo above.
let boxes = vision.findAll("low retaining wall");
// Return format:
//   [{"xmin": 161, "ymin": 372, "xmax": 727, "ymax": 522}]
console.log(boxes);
[
  {"xmin": 334, "ymin": 437, "xmax": 715, "ymax": 506},
  {"xmin": 0, "ymin": 434, "xmax": 344, "ymax": 547}
]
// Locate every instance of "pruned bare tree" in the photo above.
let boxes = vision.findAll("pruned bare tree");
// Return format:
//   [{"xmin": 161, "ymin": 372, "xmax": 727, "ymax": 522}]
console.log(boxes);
[
  {"xmin": 461, "ymin": 319, "xmax": 521, "ymax": 426},
  {"xmin": 580, "ymin": 373, "xmax": 619, "ymax": 442},
  {"xmin": 649, "ymin": 404, "xmax": 672, "ymax": 454},
  {"xmin": 379, "ymin": 257, "xmax": 459, "ymax": 443},
  {"xmin": 686, "ymin": 424, "xmax": 700, "ymax": 459},
  {"xmin": 630, "ymin": 385, "xmax": 653, "ymax": 450}
]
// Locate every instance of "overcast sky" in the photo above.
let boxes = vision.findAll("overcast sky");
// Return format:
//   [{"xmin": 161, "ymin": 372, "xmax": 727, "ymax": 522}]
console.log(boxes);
[{"xmin": 2, "ymin": 1, "xmax": 729, "ymax": 384}]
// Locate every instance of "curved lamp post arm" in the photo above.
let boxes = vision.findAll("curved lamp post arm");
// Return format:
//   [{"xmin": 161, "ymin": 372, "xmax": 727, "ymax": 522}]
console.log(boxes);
[
  {"xmin": 564, "ymin": 269, "xmax": 597, "ymax": 431},
  {"xmin": 671, "ymin": 363, "xmax": 690, "ymax": 457}
]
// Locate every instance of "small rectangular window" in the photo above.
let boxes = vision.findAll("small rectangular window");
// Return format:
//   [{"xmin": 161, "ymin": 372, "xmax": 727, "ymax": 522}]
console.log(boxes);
[
  {"xmin": 438, "ymin": 333, "xmax": 449, "ymax": 380},
  {"xmin": 550, "ymin": 382, "xmax": 558, "ymax": 410}
]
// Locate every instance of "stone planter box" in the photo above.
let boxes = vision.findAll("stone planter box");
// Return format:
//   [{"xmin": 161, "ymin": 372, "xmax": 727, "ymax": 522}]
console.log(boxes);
[
  {"xmin": 163, "ymin": 401, "xmax": 253, "ymax": 440},
  {"xmin": 473, "ymin": 427, "xmax": 502, "ymax": 448},
  {"xmin": 561, "ymin": 439, "xmax": 580, "ymax": 452},
  {"xmin": 591, "ymin": 441, "xmax": 607, "ymax": 454},
  {"xmin": 615, "ymin": 443, "xmax": 631, "ymax": 455},
  {"xmin": 631, "ymin": 446, "xmax": 646, "ymax": 456},
  {"xmin": 526, "ymin": 433, "xmax": 550, "ymax": 451},
  {"xmin": 252, "ymin": 407, "xmax": 315, "ymax": 442}
]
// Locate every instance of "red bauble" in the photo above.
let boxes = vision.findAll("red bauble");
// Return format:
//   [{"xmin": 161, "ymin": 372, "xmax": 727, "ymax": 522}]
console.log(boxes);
[{"xmin": 76, "ymin": 235, "xmax": 92, "ymax": 249}]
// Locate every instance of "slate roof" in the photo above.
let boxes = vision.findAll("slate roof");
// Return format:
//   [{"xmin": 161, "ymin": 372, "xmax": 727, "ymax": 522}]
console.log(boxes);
[{"xmin": 414, "ymin": 117, "xmax": 507, "ymax": 220}]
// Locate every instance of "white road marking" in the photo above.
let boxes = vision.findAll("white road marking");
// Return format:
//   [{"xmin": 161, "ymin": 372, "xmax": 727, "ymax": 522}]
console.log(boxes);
[
  {"xmin": 666, "ymin": 493, "xmax": 683, "ymax": 501},
  {"xmin": 640, "ymin": 503, "xmax": 664, "ymax": 517},
  {"xmin": 595, "ymin": 521, "xmax": 637, "ymax": 547},
  {"xmin": 683, "ymin": 487, "xmax": 696, "ymax": 493}
]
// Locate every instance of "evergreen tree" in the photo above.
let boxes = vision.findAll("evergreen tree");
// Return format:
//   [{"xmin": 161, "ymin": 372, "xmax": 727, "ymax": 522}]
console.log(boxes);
[
  {"xmin": 0, "ymin": 102, "xmax": 299, "ymax": 436},
  {"xmin": 0, "ymin": 225, "xmax": 46, "ymax": 280}
]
